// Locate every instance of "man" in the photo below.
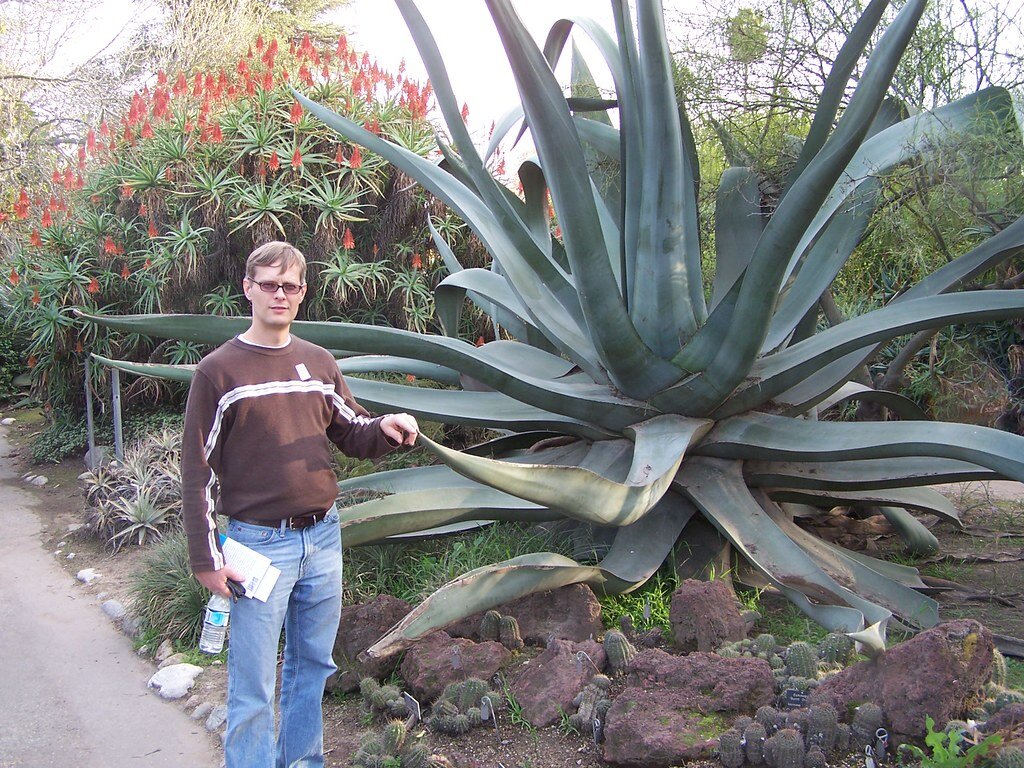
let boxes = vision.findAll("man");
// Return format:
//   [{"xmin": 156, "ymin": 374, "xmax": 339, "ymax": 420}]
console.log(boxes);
[{"xmin": 181, "ymin": 241, "xmax": 418, "ymax": 768}]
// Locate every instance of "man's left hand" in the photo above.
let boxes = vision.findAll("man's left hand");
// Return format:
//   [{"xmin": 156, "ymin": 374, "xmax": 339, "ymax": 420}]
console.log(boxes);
[{"xmin": 380, "ymin": 413, "xmax": 419, "ymax": 446}]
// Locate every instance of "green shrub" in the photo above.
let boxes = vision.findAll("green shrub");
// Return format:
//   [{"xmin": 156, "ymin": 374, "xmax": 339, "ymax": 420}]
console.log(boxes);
[
  {"xmin": 0, "ymin": 319, "xmax": 29, "ymax": 402},
  {"xmin": 30, "ymin": 405, "xmax": 184, "ymax": 464},
  {"xmin": 128, "ymin": 527, "xmax": 208, "ymax": 646}
]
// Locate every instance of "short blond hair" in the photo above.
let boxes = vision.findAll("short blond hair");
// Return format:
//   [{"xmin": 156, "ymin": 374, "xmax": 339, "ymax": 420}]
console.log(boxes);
[{"xmin": 246, "ymin": 241, "xmax": 307, "ymax": 281}]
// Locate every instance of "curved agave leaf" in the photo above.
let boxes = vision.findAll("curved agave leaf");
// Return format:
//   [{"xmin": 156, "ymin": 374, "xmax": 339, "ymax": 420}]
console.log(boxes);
[
  {"xmin": 757, "ymin": 491, "xmax": 938, "ymax": 628},
  {"xmin": 766, "ymin": 486, "xmax": 960, "ymax": 525},
  {"xmin": 877, "ymin": 505, "xmax": 940, "ymax": 556},
  {"xmin": 419, "ymin": 415, "xmax": 711, "ymax": 526},
  {"xmin": 745, "ymin": 456, "xmax": 998, "ymax": 492},
  {"xmin": 81, "ymin": 313, "xmax": 648, "ymax": 430},
  {"xmin": 807, "ymin": 382, "xmax": 926, "ymax": 420},
  {"xmin": 434, "ymin": 268, "xmax": 540, "ymax": 340},
  {"xmin": 699, "ymin": 412, "xmax": 1024, "ymax": 484},
  {"xmin": 712, "ymin": 167, "xmax": 763, "ymax": 309},
  {"xmin": 337, "ymin": 356, "xmax": 461, "ymax": 386},
  {"xmin": 680, "ymin": 457, "xmax": 892, "ymax": 637},
  {"xmin": 91, "ymin": 354, "xmax": 195, "ymax": 382},
  {"xmin": 723, "ymin": 290, "xmax": 1024, "ymax": 416}
]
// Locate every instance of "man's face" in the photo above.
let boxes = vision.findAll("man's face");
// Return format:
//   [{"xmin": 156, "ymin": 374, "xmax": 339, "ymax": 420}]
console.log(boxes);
[{"xmin": 243, "ymin": 262, "xmax": 306, "ymax": 331}]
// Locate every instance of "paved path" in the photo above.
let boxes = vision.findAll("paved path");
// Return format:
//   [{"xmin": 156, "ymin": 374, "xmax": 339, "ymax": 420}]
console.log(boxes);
[{"xmin": 0, "ymin": 431, "xmax": 219, "ymax": 768}]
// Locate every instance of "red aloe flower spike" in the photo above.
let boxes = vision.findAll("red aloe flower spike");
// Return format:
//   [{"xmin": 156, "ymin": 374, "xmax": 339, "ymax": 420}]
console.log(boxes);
[
  {"xmin": 157, "ymin": 69, "xmax": 167, "ymax": 86},
  {"xmin": 406, "ymin": 374, "xmax": 416, "ymax": 383},
  {"xmin": 144, "ymin": 258, "xmax": 152, "ymax": 269},
  {"xmin": 87, "ymin": 277, "xmax": 100, "ymax": 294},
  {"xmin": 9, "ymin": 269, "xmax": 19, "ymax": 286},
  {"xmin": 51, "ymin": 169, "xmax": 61, "ymax": 185},
  {"xmin": 86, "ymin": 129, "xmax": 97, "ymax": 153},
  {"xmin": 121, "ymin": 264, "xmax": 131, "ymax": 280},
  {"xmin": 262, "ymin": 71, "xmax": 273, "ymax": 91},
  {"xmin": 173, "ymin": 72, "xmax": 187, "ymax": 96},
  {"xmin": 290, "ymin": 147, "xmax": 303, "ymax": 169},
  {"xmin": 268, "ymin": 152, "xmax": 280, "ymax": 171},
  {"xmin": 141, "ymin": 121, "xmax": 154, "ymax": 139},
  {"xmin": 41, "ymin": 209, "xmax": 52, "ymax": 228},
  {"xmin": 99, "ymin": 120, "xmax": 110, "ymax": 137},
  {"xmin": 29, "ymin": 229, "xmax": 42, "ymax": 247},
  {"xmin": 124, "ymin": 124, "xmax": 134, "ymax": 144},
  {"xmin": 28, "ymin": 353, "xmax": 37, "ymax": 366},
  {"xmin": 103, "ymin": 236, "xmax": 117, "ymax": 254},
  {"xmin": 342, "ymin": 227, "xmax": 354, "ymax": 250},
  {"xmin": 334, "ymin": 145, "xmax": 344, "ymax": 164},
  {"xmin": 78, "ymin": 146, "xmax": 87, "ymax": 167},
  {"xmin": 210, "ymin": 123, "xmax": 223, "ymax": 143},
  {"xmin": 349, "ymin": 146, "xmax": 362, "ymax": 169},
  {"xmin": 184, "ymin": 119, "xmax": 194, "ymax": 133},
  {"xmin": 461, "ymin": 102, "xmax": 469, "ymax": 122},
  {"xmin": 476, "ymin": 336, "xmax": 485, "ymax": 347},
  {"xmin": 289, "ymin": 100, "xmax": 302, "ymax": 124},
  {"xmin": 411, "ymin": 252, "xmax": 422, "ymax": 269},
  {"xmin": 256, "ymin": 34, "xmax": 264, "ymax": 51},
  {"xmin": 138, "ymin": 202, "xmax": 148, "ymax": 217},
  {"xmin": 148, "ymin": 220, "xmax": 159, "ymax": 238}
]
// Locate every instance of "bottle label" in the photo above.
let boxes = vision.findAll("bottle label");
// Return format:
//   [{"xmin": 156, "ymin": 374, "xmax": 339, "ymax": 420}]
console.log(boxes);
[{"xmin": 206, "ymin": 610, "xmax": 229, "ymax": 628}]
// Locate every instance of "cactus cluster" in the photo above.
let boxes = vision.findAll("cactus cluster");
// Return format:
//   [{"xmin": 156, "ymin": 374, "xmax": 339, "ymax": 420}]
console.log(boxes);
[
  {"xmin": 359, "ymin": 677, "xmax": 409, "ymax": 720},
  {"xmin": 603, "ymin": 629, "xmax": 637, "ymax": 676},
  {"xmin": 570, "ymin": 674, "xmax": 613, "ymax": 735},
  {"xmin": 426, "ymin": 678, "xmax": 502, "ymax": 736},
  {"xmin": 352, "ymin": 719, "xmax": 431, "ymax": 768},
  {"xmin": 717, "ymin": 702, "xmax": 860, "ymax": 768},
  {"xmin": 479, "ymin": 610, "xmax": 524, "ymax": 651},
  {"xmin": 764, "ymin": 728, "xmax": 805, "ymax": 768},
  {"xmin": 850, "ymin": 703, "xmax": 885, "ymax": 748},
  {"xmin": 717, "ymin": 634, "xmax": 784, "ymax": 668},
  {"xmin": 983, "ymin": 686, "xmax": 1024, "ymax": 716},
  {"xmin": 993, "ymin": 745, "xmax": 1024, "ymax": 768}
]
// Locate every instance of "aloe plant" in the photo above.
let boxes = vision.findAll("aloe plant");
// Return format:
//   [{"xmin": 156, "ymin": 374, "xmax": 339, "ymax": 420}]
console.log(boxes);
[{"xmin": 84, "ymin": 0, "xmax": 1024, "ymax": 657}]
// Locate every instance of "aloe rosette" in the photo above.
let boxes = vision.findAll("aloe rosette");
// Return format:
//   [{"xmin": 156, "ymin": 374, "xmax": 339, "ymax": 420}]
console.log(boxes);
[{"xmin": 85, "ymin": 0, "xmax": 1024, "ymax": 657}]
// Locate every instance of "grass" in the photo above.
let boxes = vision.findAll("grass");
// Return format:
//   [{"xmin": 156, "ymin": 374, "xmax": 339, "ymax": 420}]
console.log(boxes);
[
  {"xmin": 343, "ymin": 521, "xmax": 573, "ymax": 605},
  {"xmin": 1008, "ymin": 657, "xmax": 1024, "ymax": 691},
  {"xmin": 599, "ymin": 567, "xmax": 676, "ymax": 637},
  {"xmin": 737, "ymin": 587, "xmax": 830, "ymax": 646}
]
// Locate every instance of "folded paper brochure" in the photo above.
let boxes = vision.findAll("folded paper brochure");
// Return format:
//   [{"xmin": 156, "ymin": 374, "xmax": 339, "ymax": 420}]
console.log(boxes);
[{"xmin": 219, "ymin": 534, "xmax": 281, "ymax": 602}]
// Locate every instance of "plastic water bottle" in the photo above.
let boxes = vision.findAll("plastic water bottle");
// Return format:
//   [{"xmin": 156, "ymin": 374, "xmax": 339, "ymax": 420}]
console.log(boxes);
[{"xmin": 198, "ymin": 594, "xmax": 231, "ymax": 654}]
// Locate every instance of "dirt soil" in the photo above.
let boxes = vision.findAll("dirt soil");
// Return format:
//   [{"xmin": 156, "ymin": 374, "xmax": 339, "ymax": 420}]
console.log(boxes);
[{"xmin": 6, "ymin": 406, "xmax": 1024, "ymax": 768}]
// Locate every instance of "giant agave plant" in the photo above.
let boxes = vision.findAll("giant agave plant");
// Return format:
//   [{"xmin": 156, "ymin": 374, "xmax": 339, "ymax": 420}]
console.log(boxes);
[{"xmin": 86, "ymin": 0, "xmax": 1024, "ymax": 657}]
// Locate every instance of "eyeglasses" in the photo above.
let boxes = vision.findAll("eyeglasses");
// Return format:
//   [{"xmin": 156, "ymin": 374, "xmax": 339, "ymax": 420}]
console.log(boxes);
[{"xmin": 247, "ymin": 279, "xmax": 305, "ymax": 295}]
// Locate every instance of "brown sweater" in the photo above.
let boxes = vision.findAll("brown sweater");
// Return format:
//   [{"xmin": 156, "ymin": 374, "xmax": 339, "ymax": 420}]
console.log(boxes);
[{"xmin": 181, "ymin": 335, "xmax": 396, "ymax": 572}]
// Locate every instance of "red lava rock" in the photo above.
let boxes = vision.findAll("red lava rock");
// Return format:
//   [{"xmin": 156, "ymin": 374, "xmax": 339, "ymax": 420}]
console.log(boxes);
[
  {"xmin": 399, "ymin": 631, "xmax": 512, "ymax": 702},
  {"xmin": 327, "ymin": 594, "xmax": 410, "ymax": 692},
  {"xmin": 669, "ymin": 579, "xmax": 747, "ymax": 652},
  {"xmin": 809, "ymin": 619, "xmax": 995, "ymax": 738},
  {"xmin": 446, "ymin": 584, "xmax": 604, "ymax": 644},
  {"xmin": 626, "ymin": 649, "xmax": 776, "ymax": 711},
  {"xmin": 508, "ymin": 639, "xmax": 606, "ymax": 727}
]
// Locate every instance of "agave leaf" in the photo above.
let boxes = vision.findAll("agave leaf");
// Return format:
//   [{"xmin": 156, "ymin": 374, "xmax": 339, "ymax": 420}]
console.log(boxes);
[
  {"xmin": 711, "ymin": 167, "xmax": 763, "ymax": 309},
  {"xmin": 340, "ymin": 486, "xmax": 554, "ymax": 547},
  {"xmin": 877, "ymin": 505, "xmax": 940, "ymax": 556},
  {"xmin": 91, "ymin": 354, "xmax": 195, "ymax": 382},
  {"xmin": 757, "ymin": 491, "xmax": 938, "ymax": 627},
  {"xmin": 809, "ymin": 382, "xmax": 926, "ymax": 420},
  {"xmin": 420, "ymin": 415, "xmax": 711, "ymax": 526},
  {"xmin": 681, "ymin": 457, "xmax": 892, "ymax": 634},
  {"xmin": 487, "ymin": 0, "xmax": 685, "ymax": 398},
  {"xmin": 337, "ymin": 356, "xmax": 461, "ymax": 386},
  {"xmin": 426, "ymin": 214, "xmax": 462, "ymax": 274},
  {"xmin": 434, "ymin": 268, "xmax": 538, "ymax": 339},
  {"xmin": 766, "ymin": 486, "xmax": 960, "ymax": 525},
  {"xmin": 745, "ymin": 456, "xmax": 998, "ymax": 491},
  {"xmin": 699, "ymin": 412, "xmax": 1024, "ymax": 484},
  {"xmin": 723, "ymin": 290, "xmax": 1024, "ymax": 416}
]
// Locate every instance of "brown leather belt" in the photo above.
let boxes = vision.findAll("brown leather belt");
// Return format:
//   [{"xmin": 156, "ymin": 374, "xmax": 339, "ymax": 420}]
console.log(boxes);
[{"xmin": 232, "ymin": 511, "xmax": 329, "ymax": 530}]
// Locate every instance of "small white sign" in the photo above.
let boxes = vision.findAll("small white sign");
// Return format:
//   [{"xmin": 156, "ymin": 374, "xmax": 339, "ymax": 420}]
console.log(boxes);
[{"xmin": 295, "ymin": 363, "xmax": 311, "ymax": 380}]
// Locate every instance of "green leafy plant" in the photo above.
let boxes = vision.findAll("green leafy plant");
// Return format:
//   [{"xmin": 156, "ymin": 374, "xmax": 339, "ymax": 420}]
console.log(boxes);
[
  {"xmin": 128, "ymin": 528, "xmax": 209, "ymax": 645},
  {"xmin": 84, "ymin": 0, "xmax": 1024, "ymax": 662},
  {"xmin": 897, "ymin": 715, "xmax": 1001, "ymax": 768}
]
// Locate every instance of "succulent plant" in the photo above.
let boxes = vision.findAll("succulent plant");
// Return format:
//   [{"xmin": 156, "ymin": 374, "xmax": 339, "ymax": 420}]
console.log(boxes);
[
  {"xmin": 993, "ymin": 745, "xmax": 1024, "ymax": 768},
  {"xmin": 804, "ymin": 744, "xmax": 828, "ymax": 768},
  {"xmin": 86, "ymin": 0, "xmax": 1024, "ymax": 658},
  {"xmin": 785, "ymin": 642, "xmax": 820, "ymax": 680},
  {"xmin": 744, "ymin": 722, "xmax": 768, "ymax": 766},
  {"xmin": 851, "ymin": 702, "xmax": 885, "ymax": 746},
  {"xmin": 359, "ymin": 677, "xmax": 409, "ymax": 720},
  {"xmin": 426, "ymin": 677, "xmax": 502, "ymax": 736},
  {"xmin": 480, "ymin": 609, "xmax": 502, "ymax": 642},
  {"xmin": 756, "ymin": 705, "xmax": 784, "ymax": 735},
  {"xmin": 604, "ymin": 629, "xmax": 637, "ymax": 675},
  {"xmin": 818, "ymin": 633, "xmax": 855, "ymax": 666},
  {"xmin": 807, "ymin": 704, "xmax": 839, "ymax": 753},
  {"xmin": 352, "ymin": 718, "xmax": 431, "ymax": 768},
  {"xmin": 570, "ymin": 673, "xmax": 612, "ymax": 735},
  {"xmin": 764, "ymin": 728, "xmax": 805, "ymax": 768},
  {"xmin": 498, "ymin": 614, "xmax": 524, "ymax": 651},
  {"xmin": 719, "ymin": 728, "xmax": 747, "ymax": 768}
]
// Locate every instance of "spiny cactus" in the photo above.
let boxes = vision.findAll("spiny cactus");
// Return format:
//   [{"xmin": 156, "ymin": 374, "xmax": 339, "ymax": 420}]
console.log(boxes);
[
  {"xmin": 426, "ymin": 677, "xmax": 502, "ymax": 736},
  {"xmin": 764, "ymin": 727, "xmax": 805, "ymax": 768},
  {"xmin": 990, "ymin": 649, "xmax": 1009, "ymax": 688},
  {"xmin": 359, "ymin": 677, "xmax": 408, "ymax": 719},
  {"xmin": 835, "ymin": 722, "xmax": 852, "ymax": 752},
  {"xmin": 807, "ymin": 704, "xmax": 838, "ymax": 753},
  {"xmin": 480, "ymin": 609, "xmax": 502, "ymax": 642},
  {"xmin": 992, "ymin": 745, "xmax": 1024, "ymax": 768},
  {"xmin": 352, "ymin": 719, "xmax": 430, "ymax": 768},
  {"xmin": 604, "ymin": 629, "xmax": 636, "ymax": 676},
  {"xmin": 570, "ymin": 674, "xmax": 612, "ymax": 735},
  {"xmin": 851, "ymin": 703, "xmax": 884, "ymax": 747},
  {"xmin": 943, "ymin": 719, "xmax": 970, "ymax": 737},
  {"xmin": 744, "ymin": 722, "xmax": 768, "ymax": 766},
  {"xmin": 499, "ymin": 614, "xmax": 524, "ymax": 651},
  {"xmin": 785, "ymin": 642, "xmax": 819, "ymax": 680},
  {"xmin": 818, "ymin": 633, "xmax": 855, "ymax": 665},
  {"xmin": 805, "ymin": 744, "xmax": 828, "ymax": 768},
  {"xmin": 784, "ymin": 709, "xmax": 808, "ymax": 734},
  {"xmin": 756, "ymin": 705, "xmax": 784, "ymax": 734},
  {"xmin": 753, "ymin": 634, "xmax": 778, "ymax": 658},
  {"xmin": 719, "ymin": 728, "xmax": 747, "ymax": 768}
]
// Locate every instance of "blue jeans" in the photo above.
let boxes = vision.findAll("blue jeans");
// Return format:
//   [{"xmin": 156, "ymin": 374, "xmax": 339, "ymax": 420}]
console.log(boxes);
[{"xmin": 224, "ymin": 507, "xmax": 342, "ymax": 768}]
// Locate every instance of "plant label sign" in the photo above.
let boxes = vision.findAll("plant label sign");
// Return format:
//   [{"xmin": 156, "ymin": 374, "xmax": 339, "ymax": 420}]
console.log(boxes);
[{"xmin": 781, "ymin": 688, "xmax": 810, "ymax": 709}]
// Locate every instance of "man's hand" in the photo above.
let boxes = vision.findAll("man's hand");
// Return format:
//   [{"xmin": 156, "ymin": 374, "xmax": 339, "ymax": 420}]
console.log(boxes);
[
  {"xmin": 195, "ymin": 565, "xmax": 246, "ymax": 599},
  {"xmin": 380, "ymin": 413, "xmax": 419, "ymax": 447}
]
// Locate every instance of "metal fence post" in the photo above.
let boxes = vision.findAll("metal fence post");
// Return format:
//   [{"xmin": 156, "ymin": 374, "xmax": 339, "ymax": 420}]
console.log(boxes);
[
  {"xmin": 111, "ymin": 367, "xmax": 124, "ymax": 461},
  {"xmin": 84, "ymin": 357, "xmax": 96, "ymax": 469}
]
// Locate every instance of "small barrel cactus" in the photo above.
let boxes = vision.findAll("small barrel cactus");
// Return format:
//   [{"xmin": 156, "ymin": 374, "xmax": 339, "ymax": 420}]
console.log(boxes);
[
  {"xmin": 785, "ymin": 642, "xmax": 819, "ymax": 680},
  {"xmin": 818, "ymin": 632, "xmax": 855, "ymax": 666},
  {"xmin": 851, "ymin": 703, "xmax": 884, "ymax": 747},
  {"xmin": 764, "ymin": 728, "xmax": 804, "ymax": 768},
  {"xmin": 604, "ymin": 629, "xmax": 637, "ymax": 676},
  {"xmin": 499, "ymin": 614, "xmax": 524, "ymax": 651},
  {"xmin": 570, "ymin": 674, "xmax": 612, "ymax": 735},
  {"xmin": 480, "ymin": 609, "xmax": 502, "ymax": 642},
  {"xmin": 359, "ymin": 677, "xmax": 408, "ymax": 719},
  {"xmin": 756, "ymin": 705, "xmax": 784, "ymax": 734},
  {"xmin": 835, "ymin": 722, "xmax": 852, "ymax": 752},
  {"xmin": 352, "ymin": 718, "xmax": 430, "ymax": 768},
  {"xmin": 753, "ymin": 634, "xmax": 778, "ymax": 658},
  {"xmin": 807, "ymin": 704, "xmax": 838, "ymax": 753},
  {"xmin": 804, "ymin": 744, "xmax": 828, "ymax": 768},
  {"xmin": 744, "ymin": 722, "xmax": 768, "ymax": 766},
  {"xmin": 426, "ymin": 677, "xmax": 502, "ymax": 736},
  {"xmin": 990, "ymin": 648, "xmax": 1009, "ymax": 687},
  {"xmin": 718, "ymin": 728, "xmax": 746, "ymax": 768}
]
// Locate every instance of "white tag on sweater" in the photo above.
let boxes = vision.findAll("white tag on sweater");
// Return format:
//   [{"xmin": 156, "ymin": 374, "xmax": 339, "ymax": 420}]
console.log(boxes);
[{"xmin": 295, "ymin": 363, "xmax": 311, "ymax": 380}]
